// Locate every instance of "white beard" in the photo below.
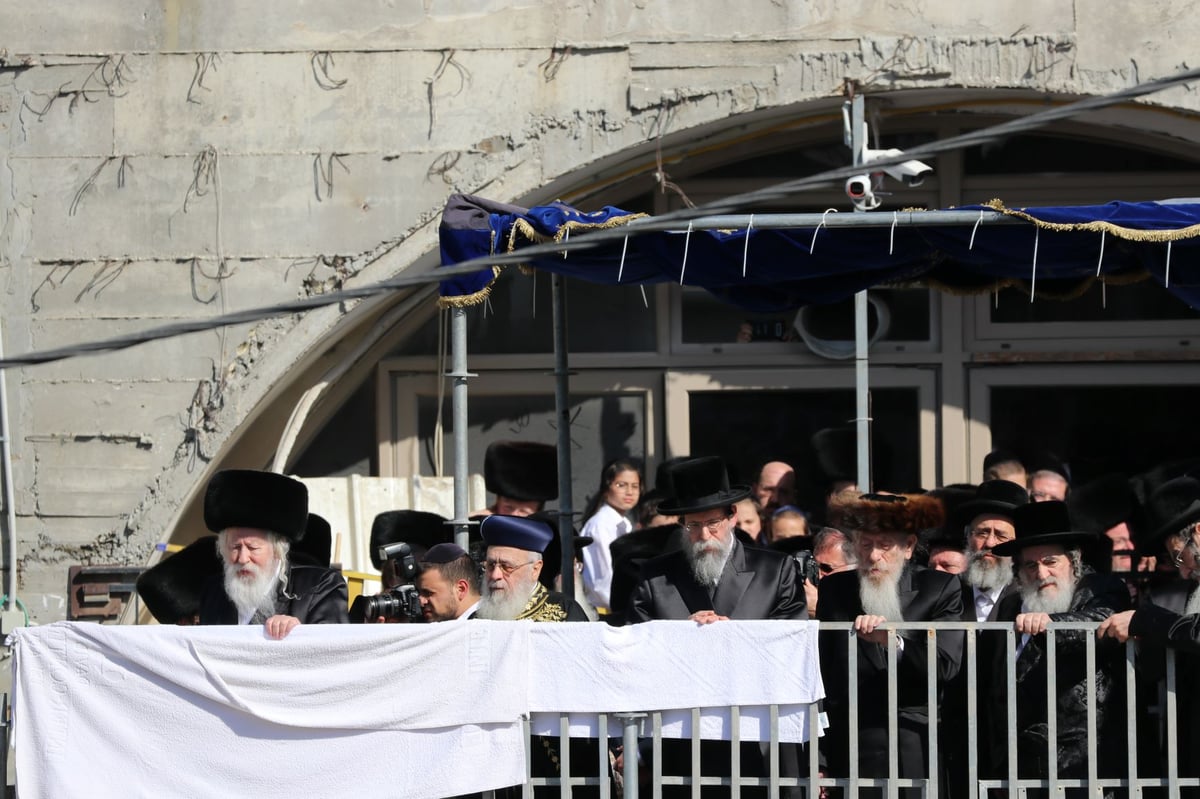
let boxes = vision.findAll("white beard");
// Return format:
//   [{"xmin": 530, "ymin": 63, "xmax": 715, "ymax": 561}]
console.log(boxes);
[
  {"xmin": 965, "ymin": 549, "xmax": 1012, "ymax": 592},
  {"xmin": 475, "ymin": 575, "xmax": 537, "ymax": 620},
  {"xmin": 223, "ymin": 559, "xmax": 280, "ymax": 621},
  {"xmin": 859, "ymin": 566, "xmax": 905, "ymax": 621},
  {"xmin": 686, "ymin": 537, "xmax": 732, "ymax": 589},
  {"xmin": 1184, "ymin": 584, "xmax": 1200, "ymax": 617},
  {"xmin": 1019, "ymin": 573, "xmax": 1075, "ymax": 614}
]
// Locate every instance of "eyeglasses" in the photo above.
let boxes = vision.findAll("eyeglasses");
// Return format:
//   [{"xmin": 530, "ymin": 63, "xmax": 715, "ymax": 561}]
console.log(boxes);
[
  {"xmin": 684, "ymin": 516, "xmax": 729, "ymax": 534},
  {"xmin": 483, "ymin": 559, "xmax": 535, "ymax": 575},
  {"xmin": 1020, "ymin": 555, "xmax": 1066, "ymax": 575},
  {"xmin": 1172, "ymin": 539, "xmax": 1198, "ymax": 568},
  {"xmin": 969, "ymin": 526, "xmax": 1014, "ymax": 545}
]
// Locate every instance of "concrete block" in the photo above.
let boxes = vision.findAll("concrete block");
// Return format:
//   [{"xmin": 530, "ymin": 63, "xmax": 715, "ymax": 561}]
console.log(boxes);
[
  {"xmin": 33, "ymin": 437, "xmax": 159, "ymax": 517},
  {"xmin": 0, "ymin": 2, "xmax": 165, "ymax": 55},
  {"xmin": 28, "ymin": 318, "xmax": 226, "ymax": 382},
  {"xmin": 10, "ymin": 62, "xmax": 117, "ymax": 157},
  {"xmin": 25, "ymin": 379, "xmax": 199, "ymax": 436}
]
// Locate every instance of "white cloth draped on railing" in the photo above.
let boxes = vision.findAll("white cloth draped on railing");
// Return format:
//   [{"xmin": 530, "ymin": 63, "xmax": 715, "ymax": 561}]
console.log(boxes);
[{"xmin": 9, "ymin": 619, "xmax": 823, "ymax": 799}]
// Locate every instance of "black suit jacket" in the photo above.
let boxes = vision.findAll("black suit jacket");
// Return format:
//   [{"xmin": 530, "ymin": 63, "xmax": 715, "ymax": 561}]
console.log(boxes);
[
  {"xmin": 959, "ymin": 578, "xmax": 1017, "ymax": 622},
  {"xmin": 199, "ymin": 565, "xmax": 349, "ymax": 625},
  {"xmin": 626, "ymin": 538, "xmax": 807, "ymax": 622}
]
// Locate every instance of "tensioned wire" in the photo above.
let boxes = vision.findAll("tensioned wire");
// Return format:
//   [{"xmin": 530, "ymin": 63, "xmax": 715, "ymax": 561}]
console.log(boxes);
[{"xmin": 2, "ymin": 65, "xmax": 1199, "ymax": 371}]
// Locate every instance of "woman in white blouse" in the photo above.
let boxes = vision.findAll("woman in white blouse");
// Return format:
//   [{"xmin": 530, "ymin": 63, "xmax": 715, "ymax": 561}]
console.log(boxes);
[{"xmin": 580, "ymin": 459, "xmax": 642, "ymax": 612}]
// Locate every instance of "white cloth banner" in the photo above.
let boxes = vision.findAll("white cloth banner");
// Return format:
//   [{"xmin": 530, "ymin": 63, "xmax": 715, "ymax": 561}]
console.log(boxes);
[{"xmin": 10, "ymin": 619, "xmax": 824, "ymax": 799}]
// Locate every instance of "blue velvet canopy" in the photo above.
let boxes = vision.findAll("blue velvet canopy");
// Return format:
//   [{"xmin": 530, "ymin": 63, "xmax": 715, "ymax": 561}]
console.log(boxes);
[{"xmin": 438, "ymin": 194, "xmax": 1200, "ymax": 312}]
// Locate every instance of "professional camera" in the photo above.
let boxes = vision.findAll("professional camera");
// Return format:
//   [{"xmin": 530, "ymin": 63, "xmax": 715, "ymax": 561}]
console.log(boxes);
[
  {"xmin": 793, "ymin": 550, "xmax": 822, "ymax": 587},
  {"xmin": 358, "ymin": 541, "xmax": 422, "ymax": 622}
]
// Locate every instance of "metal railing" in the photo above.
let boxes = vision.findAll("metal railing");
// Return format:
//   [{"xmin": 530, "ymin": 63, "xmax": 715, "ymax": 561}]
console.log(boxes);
[{"xmin": 497, "ymin": 621, "xmax": 1196, "ymax": 799}]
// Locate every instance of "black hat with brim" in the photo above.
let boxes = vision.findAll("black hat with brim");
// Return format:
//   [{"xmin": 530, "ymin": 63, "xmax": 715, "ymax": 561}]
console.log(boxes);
[
  {"xmin": 1143, "ymin": 476, "xmax": 1200, "ymax": 549},
  {"xmin": 953, "ymin": 480, "xmax": 1029, "ymax": 529},
  {"xmin": 657, "ymin": 456, "xmax": 750, "ymax": 516},
  {"xmin": 136, "ymin": 536, "xmax": 222, "ymax": 624},
  {"xmin": 203, "ymin": 469, "xmax": 309, "ymax": 542},
  {"xmin": 992, "ymin": 500, "xmax": 1096, "ymax": 557}
]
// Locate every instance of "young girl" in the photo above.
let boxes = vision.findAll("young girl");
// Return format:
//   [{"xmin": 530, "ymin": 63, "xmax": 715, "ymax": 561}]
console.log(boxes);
[{"xmin": 580, "ymin": 459, "xmax": 642, "ymax": 611}]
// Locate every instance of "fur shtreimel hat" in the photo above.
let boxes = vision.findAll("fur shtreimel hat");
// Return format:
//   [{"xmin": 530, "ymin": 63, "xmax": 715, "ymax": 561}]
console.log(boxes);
[
  {"xmin": 828, "ymin": 492, "xmax": 945, "ymax": 537},
  {"xmin": 291, "ymin": 513, "xmax": 333, "ymax": 568},
  {"xmin": 203, "ymin": 469, "xmax": 309, "ymax": 542},
  {"xmin": 136, "ymin": 536, "xmax": 222, "ymax": 624},
  {"xmin": 484, "ymin": 441, "xmax": 558, "ymax": 502},
  {"xmin": 369, "ymin": 510, "xmax": 450, "ymax": 570}
]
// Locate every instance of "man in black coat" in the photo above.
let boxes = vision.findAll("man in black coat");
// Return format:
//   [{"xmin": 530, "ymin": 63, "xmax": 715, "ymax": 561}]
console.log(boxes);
[
  {"xmin": 626, "ymin": 456, "xmax": 807, "ymax": 797},
  {"xmin": 817, "ymin": 491, "xmax": 964, "ymax": 786},
  {"xmin": 986, "ymin": 501, "xmax": 1129, "ymax": 785},
  {"xmin": 198, "ymin": 469, "xmax": 349, "ymax": 636}
]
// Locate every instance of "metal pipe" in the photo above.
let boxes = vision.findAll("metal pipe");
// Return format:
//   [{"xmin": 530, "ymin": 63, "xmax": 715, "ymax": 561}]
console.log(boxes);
[
  {"xmin": 450, "ymin": 307, "xmax": 472, "ymax": 549},
  {"xmin": 617, "ymin": 713, "xmax": 645, "ymax": 799},
  {"xmin": 551, "ymin": 274, "xmax": 576, "ymax": 599},
  {"xmin": 0, "ymin": 320, "xmax": 17, "ymax": 611},
  {"xmin": 849, "ymin": 94, "xmax": 872, "ymax": 493}
]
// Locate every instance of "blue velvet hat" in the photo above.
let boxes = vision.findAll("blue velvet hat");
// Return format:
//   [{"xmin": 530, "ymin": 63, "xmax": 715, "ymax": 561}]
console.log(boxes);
[{"xmin": 479, "ymin": 514, "xmax": 554, "ymax": 553}]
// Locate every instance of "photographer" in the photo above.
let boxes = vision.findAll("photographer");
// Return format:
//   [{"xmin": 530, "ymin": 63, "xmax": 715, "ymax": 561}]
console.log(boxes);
[{"xmin": 415, "ymin": 543, "xmax": 481, "ymax": 622}]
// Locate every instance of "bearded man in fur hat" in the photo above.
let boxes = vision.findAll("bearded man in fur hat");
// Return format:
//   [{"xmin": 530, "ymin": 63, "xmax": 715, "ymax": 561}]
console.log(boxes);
[
  {"xmin": 198, "ymin": 469, "xmax": 349, "ymax": 638},
  {"xmin": 817, "ymin": 491, "xmax": 964, "ymax": 785}
]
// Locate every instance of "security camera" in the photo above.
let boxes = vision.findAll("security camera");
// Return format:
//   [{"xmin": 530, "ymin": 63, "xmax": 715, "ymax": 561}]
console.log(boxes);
[
  {"xmin": 861, "ymin": 147, "xmax": 933, "ymax": 187},
  {"xmin": 845, "ymin": 174, "xmax": 881, "ymax": 211}
]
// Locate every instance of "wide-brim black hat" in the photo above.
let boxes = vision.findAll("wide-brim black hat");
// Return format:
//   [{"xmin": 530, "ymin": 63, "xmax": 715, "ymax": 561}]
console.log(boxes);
[
  {"xmin": 812, "ymin": 427, "xmax": 857, "ymax": 483},
  {"xmin": 953, "ymin": 480, "xmax": 1028, "ymax": 528},
  {"xmin": 292, "ymin": 513, "xmax": 333, "ymax": 568},
  {"xmin": 484, "ymin": 441, "xmax": 558, "ymax": 502},
  {"xmin": 1142, "ymin": 476, "xmax": 1200, "ymax": 549},
  {"xmin": 656, "ymin": 456, "xmax": 750, "ymax": 516},
  {"xmin": 136, "ymin": 536, "xmax": 222, "ymax": 624},
  {"xmin": 203, "ymin": 469, "xmax": 309, "ymax": 542},
  {"xmin": 992, "ymin": 500, "xmax": 1096, "ymax": 557},
  {"xmin": 1066, "ymin": 474, "xmax": 1135, "ymax": 537},
  {"xmin": 369, "ymin": 510, "xmax": 450, "ymax": 570}
]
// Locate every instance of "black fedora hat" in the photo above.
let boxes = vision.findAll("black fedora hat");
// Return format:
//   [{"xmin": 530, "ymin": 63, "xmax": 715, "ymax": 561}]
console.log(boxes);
[
  {"xmin": 992, "ymin": 500, "xmax": 1096, "ymax": 557},
  {"xmin": 953, "ymin": 480, "xmax": 1029, "ymax": 529},
  {"xmin": 1066, "ymin": 474, "xmax": 1135, "ymax": 537},
  {"xmin": 1142, "ymin": 476, "xmax": 1200, "ymax": 549},
  {"xmin": 656, "ymin": 456, "xmax": 750, "ymax": 516}
]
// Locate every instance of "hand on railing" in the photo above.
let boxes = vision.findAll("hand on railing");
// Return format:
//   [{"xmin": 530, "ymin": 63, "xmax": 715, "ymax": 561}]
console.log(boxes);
[
  {"xmin": 689, "ymin": 609, "xmax": 730, "ymax": 625},
  {"xmin": 1095, "ymin": 609, "xmax": 1134, "ymax": 642},
  {"xmin": 1013, "ymin": 612, "xmax": 1052, "ymax": 636},
  {"xmin": 853, "ymin": 614, "xmax": 890, "ymax": 644}
]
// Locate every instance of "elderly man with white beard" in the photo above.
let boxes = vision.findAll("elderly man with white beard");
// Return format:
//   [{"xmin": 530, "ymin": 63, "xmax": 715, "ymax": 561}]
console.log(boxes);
[
  {"xmin": 474, "ymin": 514, "xmax": 589, "ymax": 622},
  {"xmin": 985, "ymin": 500, "xmax": 1128, "ymax": 787},
  {"xmin": 197, "ymin": 470, "xmax": 349, "ymax": 637},
  {"xmin": 817, "ymin": 492, "xmax": 963, "ymax": 789}
]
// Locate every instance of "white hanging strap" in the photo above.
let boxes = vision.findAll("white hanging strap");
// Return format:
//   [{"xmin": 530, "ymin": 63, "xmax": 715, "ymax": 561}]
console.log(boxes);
[
  {"xmin": 562, "ymin": 226, "xmax": 570, "ymax": 259},
  {"xmin": 1029, "ymin": 227, "xmax": 1040, "ymax": 303},
  {"xmin": 969, "ymin": 209, "xmax": 984, "ymax": 250},
  {"xmin": 1095, "ymin": 230, "xmax": 1106, "ymax": 276},
  {"xmin": 617, "ymin": 235, "xmax": 629, "ymax": 282},
  {"xmin": 742, "ymin": 214, "xmax": 754, "ymax": 278},
  {"xmin": 640, "ymin": 284, "xmax": 649, "ymax": 308},
  {"xmin": 1166, "ymin": 239, "xmax": 1173, "ymax": 288},
  {"xmin": 531, "ymin": 269, "xmax": 537, "ymax": 318},
  {"xmin": 810, "ymin": 208, "xmax": 835, "ymax": 254},
  {"xmin": 889, "ymin": 211, "xmax": 898, "ymax": 255},
  {"xmin": 679, "ymin": 221, "xmax": 694, "ymax": 285}
]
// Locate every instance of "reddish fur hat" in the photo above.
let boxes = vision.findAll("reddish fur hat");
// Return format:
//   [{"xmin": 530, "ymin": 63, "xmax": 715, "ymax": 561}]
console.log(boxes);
[{"xmin": 827, "ymin": 492, "xmax": 945, "ymax": 537}]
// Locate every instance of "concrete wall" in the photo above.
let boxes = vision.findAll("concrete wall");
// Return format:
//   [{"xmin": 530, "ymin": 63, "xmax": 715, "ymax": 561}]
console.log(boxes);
[{"xmin": 1, "ymin": 1, "xmax": 1197, "ymax": 621}]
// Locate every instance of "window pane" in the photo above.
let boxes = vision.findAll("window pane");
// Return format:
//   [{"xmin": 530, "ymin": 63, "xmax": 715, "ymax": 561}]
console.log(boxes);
[
  {"xmin": 989, "ymin": 280, "xmax": 1200, "ymax": 324},
  {"xmin": 687, "ymin": 388, "xmax": 921, "ymax": 519}
]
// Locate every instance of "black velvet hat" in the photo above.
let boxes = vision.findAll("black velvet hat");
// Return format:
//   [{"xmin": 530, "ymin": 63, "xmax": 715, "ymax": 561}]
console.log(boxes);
[
  {"xmin": 656, "ymin": 456, "xmax": 750, "ymax": 516},
  {"xmin": 953, "ymin": 480, "xmax": 1029, "ymax": 528},
  {"xmin": 484, "ymin": 441, "xmax": 558, "ymax": 502},
  {"xmin": 291, "ymin": 513, "xmax": 333, "ymax": 568},
  {"xmin": 991, "ymin": 500, "xmax": 1096, "ymax": 557},
  {"xmin": 1142, "ymin": 476, "xmax": 1200, "ymax": 549},
  {"xmin": 1067, "ymin": 474, "xmax": 1135, "ymax": 537},
  {"xmin": 369, "ymin": 510, "xmax": 450, "ymax": 570},
  {"xmin": 136, "ymin": 536, "xmax": 222, "ymax": 624},
  {"xmin": 812, "ymin": 427, "xmax": 857, "ymax": 483},
  {"xmin": 203, "ymin": 469, "xmax": 309, "ymax": 542}
]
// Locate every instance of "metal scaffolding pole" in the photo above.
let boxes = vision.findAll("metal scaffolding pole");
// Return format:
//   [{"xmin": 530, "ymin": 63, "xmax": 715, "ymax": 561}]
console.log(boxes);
[
  {"xmin": 0, "ymin": 321, "xmax": 16, "ymax": 611},
  {"xmin": 849, "ymin": 94, "xmax": 872, "ymax": 493},
  {"xmin": 551, "ymin": 274, "xmax": 577, "ymax": 599}
]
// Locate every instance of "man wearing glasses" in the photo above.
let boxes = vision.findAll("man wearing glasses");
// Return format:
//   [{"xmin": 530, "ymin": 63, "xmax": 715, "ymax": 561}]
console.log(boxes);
[
  {"xmin": 474, "ymin": 514, "xmax": 589, "ymax": 622},
  {"xmin": 986, "ymin": 500, "xmax": 1128, "ymax": 786},
  {"xmin": 957, "ymin": 480, "xmax": 1029, "ymax": 622}
]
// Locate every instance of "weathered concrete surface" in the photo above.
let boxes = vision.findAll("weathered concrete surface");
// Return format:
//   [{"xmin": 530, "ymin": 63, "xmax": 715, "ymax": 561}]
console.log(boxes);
[{"xmin": 2, "ymin": 1, "xmax": 1200, "ymax": 623}]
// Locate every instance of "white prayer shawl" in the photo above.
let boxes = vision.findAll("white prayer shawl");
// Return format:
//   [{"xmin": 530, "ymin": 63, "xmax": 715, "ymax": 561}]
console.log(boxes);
[{"xmin": 11, "ymin": 619, "xmax": 823, "ymax": 799}]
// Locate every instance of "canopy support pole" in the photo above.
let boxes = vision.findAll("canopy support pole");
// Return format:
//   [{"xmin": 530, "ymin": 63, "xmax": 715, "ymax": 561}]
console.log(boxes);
[
  {"xmin": 849, "ymin": 93, "xmax": 873, "ymax": 493},
  {"xmin": 552, "ymin": 274, "xmax": 576, "ymax": 598},
  {"xmin": 450, "ymin": 306, "xmax": 472, "ymax": 549},
  {"xmin": 0, "ymin": 320, "xmax": 16, "ymax": 611}
]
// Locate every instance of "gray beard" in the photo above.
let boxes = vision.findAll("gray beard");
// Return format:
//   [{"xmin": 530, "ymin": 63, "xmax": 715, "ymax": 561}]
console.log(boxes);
[
  {"xmin": 1019, "ymin": 575, "xmax": 1075, "ymax": 614},
  {"xmin": 859, "ymin": 568, "xmax": 905, "ymax": 621},
  {"xmin": 686, "ymin": 539, "xmax": 732, "ymax": 589},
  {"xmin": 1184, "ymin": 584, "xmax": 1200, "ymax": 617},
  {"xmin": 223, "ymin": 561, "xmax": 279, "ymax": 621},
  {"xmin": 475, "ymin": 577, "xmax": 536, "ymax": 620},
  {"xmin": 965, "ymin": 549, "xmax": 1012, "ymax": 592}
]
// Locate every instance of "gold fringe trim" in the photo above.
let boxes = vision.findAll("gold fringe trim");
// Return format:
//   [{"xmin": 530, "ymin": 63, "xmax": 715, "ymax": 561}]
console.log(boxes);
[
  {"xmin": 435, "ymin": 265, "xmax": 500, "ymax": 309},
  {"xmin": 983, "ymin": 199, "xmax": 1200, "ymax": 242}
]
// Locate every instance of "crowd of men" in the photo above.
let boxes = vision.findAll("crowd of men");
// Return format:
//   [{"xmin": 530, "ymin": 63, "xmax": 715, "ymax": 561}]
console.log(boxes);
[{"xmin": 134, "ymin": 441, "xmax": 1200, "ymax": 796}]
